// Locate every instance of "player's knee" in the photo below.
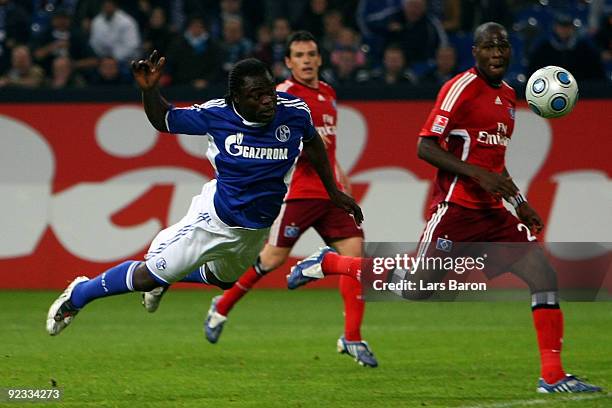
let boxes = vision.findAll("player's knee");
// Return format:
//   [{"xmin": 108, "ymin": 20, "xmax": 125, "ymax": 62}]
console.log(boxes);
[
  {"xmin": 331, "ymin": 237, "xmax": 363, "ymax": 257},
  {"xmin": 132, "ymin": 262, "xmax": 164, "ymax": 292},
  {"xmin": 259, "ymin": 251, "xmax": 287, "ymax": 271},
  {"xmin": 510, "ymin": 249, "xmax": 558, "ymax": 293}
]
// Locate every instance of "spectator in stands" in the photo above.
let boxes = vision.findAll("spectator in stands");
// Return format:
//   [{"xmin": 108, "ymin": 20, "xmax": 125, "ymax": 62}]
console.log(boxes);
[
  {"xmin": 221, "ymin": 16, "xmax": 253, "ymax": 73},
  {"xmin": 75, "ymin": 0, "xmax": 157, "ymax": 35},
  {"xmin": 321, "ymin": 45, "xmax": 369, "ymax": 86},
  {"xmin": 123, "ymin": 0, "xmax": 156, "ymax": 36},
  {"xmin": 383, "ymin": 0, "xmax": 448, "ymax": 66},
  {"xmin": 356, "ymin": 0, "xmax": 403, "ymax": 66},
  {"xmin": 321, "ymin": 9, "xmax": 345, "ymax": 58},
  {"xmin": 368, "ymin": 43, "xmax": 417, "ymax": 85},
  {"xmin": 528, "ymin": 13, "xmax": 605, "ymax": 81},
  {"xmin": 253, "ymin": 24, "xmax": 274, "ymax": 66},
  {"xmin": 29, "ymin": 0, "xmax": 79, "ymax": 38},
  {"xmin": 271, "ymin": 17, "xmax": 291, "ymax": 61},
  {"xmin": 203, "ymin": 0, "xmax": 263, "ymax": 41},
  {"xmin": 429, "ymin": 0, "xmax": 461, "ymax": 32},
  {"xmin": 47, "ymin": 55, "xmax": 86, "ymax": 88},
  {"xmin": 89, "ymin": 0, "xmax": 141, "ymax": 65},
  {"xmin": 333, "ymin": 0, "xmax": 361, "ymax": 30},
  {"xmin": 263, "ymin": 0, "xmax": 308, "ymax": 27},
  {"xmin": 0, "ymin": 45, "xmax": 45, "ymax": 88},
  {"xmin": 330, "ymin": 28, "xmax": 367, "ymax": 67},
  {"xmin": 204, "ymin": 0, "xmax": 240, "ymax": 41},
  {"xmin": 594, "ymin": 10, "xmax": 612, "ymax": 65},
  {"xmin": 221, "ymin": 0, "xmax": 244, "ymax": 34},
  {"xmin": 165, "ymin": 15, "xmax": 224, "ymax": 88},
  {"xmin": 0, "ymin": 0, "xmax": 31, "ymax": 74},
  {"xmin": 165, "ymin": 0, "xmax": 214, "ymax": 34},
  {"xmin": 334, "ymin": 27, "xmax": 364, "ymax": 53},
  {"xmin": 31, "ymin": 7, "xmax": 98, "ymax": 77},
  {"xmin": 299, "ymin": 0, "xmax": 328, "ymax": 39},
  {"xmin": 420, "ymin": 45, "xmax": 458, "ymax": 85},
  {"xmin": 271, "ymin": 17, "xmax": 292, "ymax": 79},
  {"xmin": 72, "ymin": 0, "xmax": 100, "ymax": 37},
  {"xmin": 459, "ymin": 0, "xmax": 511, "ymax": 33},
  {"xmin": 588, "ymin": 0, "xmax": 612, "ymax": 33},
  {"xmin": 89, "ymin": 56, "xmax": 129, "ymax": 85},
  {"xmin": 142, "ymin": 7, "xmax": 176, "ymax": 56}
]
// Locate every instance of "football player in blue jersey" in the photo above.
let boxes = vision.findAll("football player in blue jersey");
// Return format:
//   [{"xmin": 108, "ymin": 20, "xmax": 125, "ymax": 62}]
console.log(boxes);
[{"xmin": 46, "ymin": 51, "xmax": 363, "ymax": 336}]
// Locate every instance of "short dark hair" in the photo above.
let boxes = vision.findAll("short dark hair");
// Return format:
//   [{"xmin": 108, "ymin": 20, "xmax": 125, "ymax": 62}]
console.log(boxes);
[
  {"xmin": 473, "ymin": 22, "xmax": 507, "ymax": 45},
  {"xmin": 384, "ymin": 43, "xmax": 404, "ymax": 54},
  {"xmin": 187, "ymin": 14, "xmax": 207, "ymax": 28},
  {"xmin": 285, "ymin": 30, "xmax": 319, "ymax": 58},
  {"xmin": 225, "ymin": 58, "xmax": 273, "ymax": 103}
]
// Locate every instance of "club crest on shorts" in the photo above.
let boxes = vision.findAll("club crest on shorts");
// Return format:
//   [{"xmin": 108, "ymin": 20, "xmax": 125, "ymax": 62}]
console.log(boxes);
[
  {"xmin": 155, "ymin": 258, "xmax": 167, "ymax": 270},
  {"xmin": 284, "ymin": 225, "xmax": 300, "ymax": 238},
  {"xmin": 436, "ymin": 237, "xmax": 453, "ymax": 252},
  {"xmin": 275, "ymin": 125, "xmax": 291, "ymax": 142}
]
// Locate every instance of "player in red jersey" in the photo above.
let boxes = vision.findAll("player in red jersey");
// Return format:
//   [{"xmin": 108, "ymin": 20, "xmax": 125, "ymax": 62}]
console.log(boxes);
[
  {"xmin": 143, "ymin": 31, "xmax": 377, "ymax": 367},
  {"xmin": 288, "ymin": 23, "xmax": 602, "ymax": 392}
]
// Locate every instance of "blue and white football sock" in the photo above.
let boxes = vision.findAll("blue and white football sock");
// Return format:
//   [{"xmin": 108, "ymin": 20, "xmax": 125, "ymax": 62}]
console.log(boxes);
[
  {"xmin": 70, "ymin": 261, "xmax": 139, "ymax": 308},
  {"xmin": 180, "ymin": 267, "xmax": 207, "ymax": 283}
]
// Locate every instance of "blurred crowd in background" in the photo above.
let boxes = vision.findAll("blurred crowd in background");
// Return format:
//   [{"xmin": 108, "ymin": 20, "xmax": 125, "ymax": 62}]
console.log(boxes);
[{"xmin": 0, "ymin": 0, "xmax": 611, "ymax": 90}]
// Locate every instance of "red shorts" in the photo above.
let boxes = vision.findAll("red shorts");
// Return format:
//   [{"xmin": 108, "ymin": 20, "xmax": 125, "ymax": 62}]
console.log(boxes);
[
  {"xmin": 268, "ymin": 199, "xmax": 364, "ymax": 248},
  {"xmin": 417, "ymin": 202, "xmax": 538, "ymax": 278}
]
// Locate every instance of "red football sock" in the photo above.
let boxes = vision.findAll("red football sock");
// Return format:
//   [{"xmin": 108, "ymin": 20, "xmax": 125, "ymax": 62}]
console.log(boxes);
[
  {"xmin": 215, "ymin": 266, "xmax": 263, "ymax": 316},
  {"xmin": 321, "ymin": 252, "xmax": 369, "ymax": 281},
  {"xmin": 532, "ymin": 307, "xmax": 566, "ymax": 384},
  {"xmin": 340, "ymin": 275, "xmax": 364, "ymax": 342}
]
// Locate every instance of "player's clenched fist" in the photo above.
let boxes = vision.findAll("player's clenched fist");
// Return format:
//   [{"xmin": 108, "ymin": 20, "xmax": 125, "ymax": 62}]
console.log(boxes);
[
  {"xmin": 131, "ymin": 50, "xmax": 166, "ymax": 91},
  {"xmin": 517, "ymin": 203, "xmax": 544, "ymax": 234}
]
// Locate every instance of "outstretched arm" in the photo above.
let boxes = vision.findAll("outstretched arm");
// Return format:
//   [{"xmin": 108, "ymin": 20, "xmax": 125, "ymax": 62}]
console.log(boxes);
[
  {"xmin": 304, "ymin": 134, "xmax": 364, "ymax": 224},
  {"xmin": 417, "ymin": 137, "xmax": 518, "ymax": 199},
  {"xmin": 131, "ymin": 50, "xmax": 171, "ymax": 132}
]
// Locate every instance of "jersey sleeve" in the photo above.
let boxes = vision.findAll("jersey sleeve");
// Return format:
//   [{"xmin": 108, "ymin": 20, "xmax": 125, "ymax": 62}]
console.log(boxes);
[
  {"xmin": 302, "ymin": 108, "xmax": 317, "ymax": 142},
  {"xmin": 419, "ymin": 72, "xmax": 475, "ymax": 141},
  {"xmin": 165, "ymin": 104, "xmax": 211, "ymax": 135},
  {"xmin": 287, "ymin": 97, "xmax": 316, "ymax": 142}
]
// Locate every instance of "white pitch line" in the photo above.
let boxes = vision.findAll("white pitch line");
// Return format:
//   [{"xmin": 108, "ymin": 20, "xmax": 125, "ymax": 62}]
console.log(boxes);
[{"xmin": 458, "ymin": 393, "xmax": 611, "ymax": 408}]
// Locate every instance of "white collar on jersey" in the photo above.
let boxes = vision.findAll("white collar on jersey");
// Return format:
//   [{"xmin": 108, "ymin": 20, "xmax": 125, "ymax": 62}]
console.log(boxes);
[{"xmin": 232, "ymin": 102, "xmax": 267, "ymax": 127}]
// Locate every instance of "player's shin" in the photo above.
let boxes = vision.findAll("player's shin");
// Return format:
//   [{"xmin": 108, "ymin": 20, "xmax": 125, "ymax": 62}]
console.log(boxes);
[
  {"xmin": 531, "ymin": 291, "xmax": 566, "ymax": 384},
  {"xmin": 70, "ymin": 261, "xmax": 140, "ymax": 309},
  {"xmin": 216, "ymin": 259, "xmax": 269, "ymax": 316},
  {"xmin": 340, "ymin": 275, "xmax": 364, "ymax": 341}
]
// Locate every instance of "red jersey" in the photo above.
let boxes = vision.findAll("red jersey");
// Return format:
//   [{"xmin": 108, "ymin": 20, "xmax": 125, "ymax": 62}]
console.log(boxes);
[
  {"xmin": 419, "ymin": 67, "xmax": 516, "ymax": 210},
  {"xmin": 277, "ymin": 78, "xmax": 342, "ymax": 200}
]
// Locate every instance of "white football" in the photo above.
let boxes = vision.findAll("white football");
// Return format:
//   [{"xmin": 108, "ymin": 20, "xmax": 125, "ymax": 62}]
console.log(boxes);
[{"xmin": 525, "ymin": 66, "xmax": 578, "ymax": 118}]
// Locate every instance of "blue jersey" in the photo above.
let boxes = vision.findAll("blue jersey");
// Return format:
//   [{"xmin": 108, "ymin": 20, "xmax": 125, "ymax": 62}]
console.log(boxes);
[{"xmin": 165, "ymin": 92, "xmax": 317, "ymax": 229}]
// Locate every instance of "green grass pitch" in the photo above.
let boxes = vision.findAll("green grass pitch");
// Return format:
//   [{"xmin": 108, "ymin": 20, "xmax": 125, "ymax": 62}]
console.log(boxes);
[{"xmin": 1, "ymin": 290, "xmax": 610, "ymax": 407}]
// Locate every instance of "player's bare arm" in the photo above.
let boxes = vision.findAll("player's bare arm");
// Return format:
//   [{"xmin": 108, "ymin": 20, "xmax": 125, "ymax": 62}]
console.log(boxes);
[
  {"xmin": 417, "ymin": 137, "xmax": 518, "ymax": 198},
  {"xmin": 304, "ymin": 134, "xmax": 364, "ymax": 224},
  {"xmin": 336, "ymin": 163, "xmax": 353, "ymax": 196},
  {"xmin": 131, "ymin": 50, "xmax": 171, "ymax": 132},
  {"xmin": 501, "ymin": 167, "xmax": 544, "ymax": 233}
]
